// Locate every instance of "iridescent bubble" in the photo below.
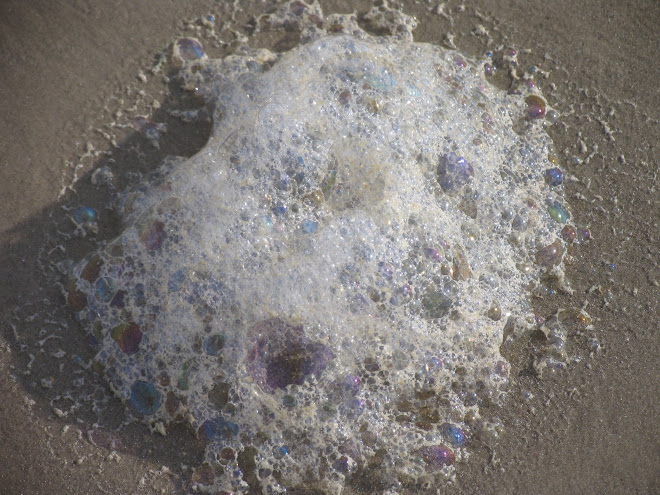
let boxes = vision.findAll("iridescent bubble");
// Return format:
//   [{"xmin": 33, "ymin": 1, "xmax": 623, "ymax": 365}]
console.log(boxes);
[
  {"xmin": 342, "ymin": 374, "xmax": 362, "ymax": 396},
  {"xmin": 436, "ymin": 152, "xmax": 474, "ymax": 194},
  {"xmin": 282, "ymin": 394, "xmax": 297, "ymax": 408},
  {"xmin": 132, "ymin": 283, "xmax": 147, "ymax": 306},
  {"xmin": 247, "ymin": 318, "xmax": 334, "ymax": 392},
  {"xmin": 140, "ymin": 220, "xmax": 166, "ymax": 250},
  {"xmin": 274, "ymin": 446, "xmax": 289, "ymax": 459},
  {"xmin": 441, "ymin": 423, "xmax": 466, "ymax": 447},
  {"xmin": 578, "ymin": 227, "xmax": 591, "ymax": 242},
  {"xmin": 95, "ymin": 277, "xmax": 116, "ymax": 303},
  {"xmin": 130, "ymin": 380, "xmax": 161, "ymax": 415},
  {"xmin": 544, "ymin": 167, "xmax": 563, "ymax": 186},
  {"xmin": 168, "ymin": 269, "xmax": 186, "ymax": 292},
  {"xmin": 453, "ymin": 55, "xmax": 467, "ymax": 68},
  {"xmin": 418, "ymin": 444, "xmax": 455, "ymax": 469},
  {"xmin": 109, "ymin": 289, "xmax": 127, "ymax": 309},
  {"xmin": 111, "ymin": 322, "xmax": 142, "ymax": 355},
  {"xmin": 177, "ymin": 360, "xmax": 193, "ymax": 390},
  {"xmin": 199, "ymin": 416, "xmax": 239, "ymax": 442},
  {"xmin": 561, "ymin": 225, "xmax": 577, "ymax": 243},
  {"xmin": 301, "ymin": 219, "xmax": 318, "ymax": 233},
  {"xmin": 73, "ymin": 206, "xmax": 97, "ymax": 224},
  {"xmin": 424, "ymin": 247, "xmax": 443, "ymax": 262},
  {"xmin": 177, "ymin": 37, "xmax": 205, "ymax": 60},
  {"xmin": 81, "ymin": 255, "xmax": 104, "ymax": 282},
  {"xmin": 422, "ymin": 290, "xmax": 453, "ymax": 319},
  {"xmin": 535, "ymin": 240, "xmax": 564, "ymax": 268},
  {"xmin": 525, "ymin": 95, "xmax": 546, "ymax": 120},
  {"xmin": 377, "ymin": 261, "xmax": 394, "ymax": 280},
  {"xmin": 271, "ymin": 204, "xmax": 287, "ymax": 216},
  {"xmin": 547, "ymin": 200, "xmax": 570, "ymax": 223},
  {"xmin": 203, "ymin": 334, "xmax": 225, "ymax": 356},
  {"xmin": 332, "ymin": 456, "xmax": 357, "ymax": 474}
]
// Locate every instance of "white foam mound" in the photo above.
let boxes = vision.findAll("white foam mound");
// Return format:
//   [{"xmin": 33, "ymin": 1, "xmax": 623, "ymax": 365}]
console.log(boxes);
[{"xmin": 69, "ymin": 8, "xmax": 569, "ymax": 493}]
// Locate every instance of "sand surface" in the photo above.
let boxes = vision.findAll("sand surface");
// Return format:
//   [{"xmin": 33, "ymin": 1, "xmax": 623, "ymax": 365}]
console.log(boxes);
[{"xmin": 1, "ymin": 1, "xmax": 658, "ymax": 494}]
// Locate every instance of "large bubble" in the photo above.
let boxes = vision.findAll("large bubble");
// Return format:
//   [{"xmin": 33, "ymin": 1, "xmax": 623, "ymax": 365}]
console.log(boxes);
[{"xmin": 68, "ymin": 5, "xmax": 571, "ymax": 493}]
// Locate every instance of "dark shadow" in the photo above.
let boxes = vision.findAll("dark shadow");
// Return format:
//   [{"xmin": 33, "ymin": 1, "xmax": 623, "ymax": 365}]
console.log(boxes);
[{"xmin": 0, "ymin": 59, "xmax": 215, "ymax": 491}]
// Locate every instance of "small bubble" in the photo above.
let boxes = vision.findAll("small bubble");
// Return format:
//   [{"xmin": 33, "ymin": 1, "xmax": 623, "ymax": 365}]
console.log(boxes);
[{"xmin": 176, "ymin": 38, "xmax": 204, "ymax": 60}]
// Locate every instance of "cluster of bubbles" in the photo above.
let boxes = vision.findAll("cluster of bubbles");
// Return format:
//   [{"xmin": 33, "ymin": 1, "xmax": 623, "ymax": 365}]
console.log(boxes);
[{"xmin": 67, "ymin": 2, "xmax": 579, "ymax": 492}]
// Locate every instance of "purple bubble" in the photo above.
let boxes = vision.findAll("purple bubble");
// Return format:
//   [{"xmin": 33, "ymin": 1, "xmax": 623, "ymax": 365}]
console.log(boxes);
[
  {"xmin": 418, "ymin": 444, "xmax": 455, "ymax": 470},
  {"xmin": 437, "ymin": 152, "xmax": 474, "ymax": 194},
  {"xmin": 247, "ymin": 318, "xmax": 334, "ymax": 392}
]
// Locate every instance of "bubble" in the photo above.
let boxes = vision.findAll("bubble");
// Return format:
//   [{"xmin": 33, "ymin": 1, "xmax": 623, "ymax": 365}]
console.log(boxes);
[
  {"xmin": 73, "ymin": 205, "xmax": 97, "ymax": 224},
  {"xmin": 418, "ymin": 444, "xmax": 455, "ymax": 469},
  {"xmin": 95, "ymin": 277, "xmax": 116, "ymax": 303},
  {"xmin": 176, "ymin": 37, "xmax": 204, "ymax": 61},
  {"xmin": 111, "ymin": 322, "xmax": 142, "ymax": 354},
  {"xmin": 168, "ymin": 269, "xmax": 186, "ymax": 292},
  {"xmin": 247, "ymin": 319, "xmax": 334, "ymax": 392},
  {"xmin": 437, "ymin": 152, "xmax": 474, "ymax": 194},
  {"xmin": 547, "ymin": 200, "xmax": 570, "ymax": 223},
  {"xmin": 203, "ymin": 334, "xmax": 225, "ymax": 356},
  {"xmin": 544, "ymin": 167, "xmax": 563, "ymax": 186},
  {"xmin": 130, "ymin": 380, "xmax": 161, "ymax": 415},
  {"xmin": 199, "ymin": 416, "xmax": 239, "ymax": 442},
  {"xmin": 140, "ymin": 220, "xmax": 166, "ymax": 250},
  {"xmin": 441, "ymin": 423, "xmax": 467, "ymax": 447},
  {"xmin": 536, "ymin": 240, "xmax": 565, "ymax": 267},
  {"xmin": 422, "ymin": 290, "xmax": 453, "ymax": 319},
  {"xmin": 525, "ymin": 95, "xmax": 546, "ymax": 120},
  {"xmin": 81, "ymin": 255, "xmax": 103, "ymax": 282},
  {"xmin": 300, "ymin": 219, "xmax": 318, "ymax": 233},
  {"xmin": 561, "ymin": 225, "xmax": 577, "ymax": 243},
  {"xmin": 578, "ymin": 227, "xmax": 591, "ymax": 242}
]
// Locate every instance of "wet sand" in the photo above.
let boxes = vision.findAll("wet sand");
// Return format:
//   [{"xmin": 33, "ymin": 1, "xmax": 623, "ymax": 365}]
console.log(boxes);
[{"xmin": 1, "ymin": 1, "xmax": 658, "ymax": 494}]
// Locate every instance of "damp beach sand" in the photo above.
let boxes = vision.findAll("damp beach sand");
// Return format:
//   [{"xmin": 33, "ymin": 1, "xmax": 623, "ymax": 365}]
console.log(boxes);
[{"xmin": 1, "ymin": 1, "xmax": 658, "ymax": 494}]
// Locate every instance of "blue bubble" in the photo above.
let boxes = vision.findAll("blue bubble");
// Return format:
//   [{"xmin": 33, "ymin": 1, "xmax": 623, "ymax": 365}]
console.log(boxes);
[
  {"xmin": 271, "ymin": 204, "xmax": 287, "ymax": 216},
  {"xmin": 200, "ymin": 416, "xmax": 239, "ymax": 442},
  {"xmin": 203, "ymin": 334, "xmax": 225, "ymax": 356},
  {"xmin": 133, "ymin": 283, "xmax": 146, "ymax": 306},
  {"xmin": 441, "ymin": 423, "xmax": 466, "ymax": 447},
  {"xmin": 544, "ymin": 167, "xmax": 563, "ymax": 187},
  {"xmin": 74, "ymin": 206, "xmax": 97, "ymax": 224},
  {"xmin": 168, "ymin": 269, "xmax": 186, "ymax": 292},
  {"xmin": 437, "ymin": 152, "xmax": 474, "ymax": 193},
  {"xmin": 301, "ymin": 219, "xmax": 318, "ymax": 233},
  {"xmin": 177, "ymin": 38, "xmax": 204, "ymax": 60},
  {"xmin": 95, "ymin": 277, "xmax": 116, "ymax": 303},
  {"xmin": 130, "ymin": 380, "xmax": 161, "ymax": 415},
  {"xmin": 274, "ymin": 445, "xmax": 289, "ymax": 458}
]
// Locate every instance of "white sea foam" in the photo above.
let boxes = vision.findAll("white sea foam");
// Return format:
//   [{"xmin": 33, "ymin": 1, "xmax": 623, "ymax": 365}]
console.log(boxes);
[{"xmin": 69, "ymin": 4, "xmax": 570, "ymax": 492}]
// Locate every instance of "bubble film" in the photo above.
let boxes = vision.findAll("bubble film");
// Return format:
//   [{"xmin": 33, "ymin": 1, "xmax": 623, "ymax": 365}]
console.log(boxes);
[{"xmin": 68, "ymin": 7, "xmax": 571, "ymax": 493}]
